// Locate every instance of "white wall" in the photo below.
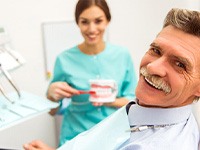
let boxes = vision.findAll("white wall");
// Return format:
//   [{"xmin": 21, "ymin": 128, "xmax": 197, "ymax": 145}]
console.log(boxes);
[{"xmin": 0, "ymin": 0, "xmax": 200, "ymax": 124}]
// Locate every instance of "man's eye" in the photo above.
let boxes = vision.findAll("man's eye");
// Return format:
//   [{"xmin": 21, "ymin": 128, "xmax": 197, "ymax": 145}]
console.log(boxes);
[
  {"xmin": 176, "ymin": 61, "xmax": 186, "ymax": 70},
  {"xmin": 151, "ymin": 48, "xmax": 161, "ymax": 55}
]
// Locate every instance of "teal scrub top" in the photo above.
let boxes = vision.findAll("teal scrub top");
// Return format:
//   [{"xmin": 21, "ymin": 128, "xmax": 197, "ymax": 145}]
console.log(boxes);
[{"xmin": 50, "ymin": 43, "xmax": 137, "ymax": 146}]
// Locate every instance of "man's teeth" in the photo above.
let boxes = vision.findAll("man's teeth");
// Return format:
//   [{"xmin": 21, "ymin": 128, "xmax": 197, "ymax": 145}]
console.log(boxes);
[{"xmin": 144, "ymin": 77, "xmax": 162, "ymax": 90}]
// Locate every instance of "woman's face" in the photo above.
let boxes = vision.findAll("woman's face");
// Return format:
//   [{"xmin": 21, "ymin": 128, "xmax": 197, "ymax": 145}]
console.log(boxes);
[{"xmin": 78, "ymin": 6, "xmax": 109, "ymax": 46}]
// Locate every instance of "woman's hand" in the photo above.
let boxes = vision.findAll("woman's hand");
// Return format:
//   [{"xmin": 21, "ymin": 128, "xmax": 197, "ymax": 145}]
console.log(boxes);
[
  {"xmin": 23, "ymin": 140, "xmax": 55, "ymax": 150},
  {"xmin": 92, "ymin": 98, "xmax": 129, "ymax": 108},
  {"xmin": 47, "ymin": 82, "xmax": 79, "ymax": 102},
  {"xmin": 92, "ymin": 102, "xmax": 104, "ymax": 107}
]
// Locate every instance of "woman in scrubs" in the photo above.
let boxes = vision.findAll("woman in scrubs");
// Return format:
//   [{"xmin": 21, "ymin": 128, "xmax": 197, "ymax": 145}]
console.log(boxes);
[{"xmin": 47, "ymin": 0, "xmax": 137, "ymax": 146}]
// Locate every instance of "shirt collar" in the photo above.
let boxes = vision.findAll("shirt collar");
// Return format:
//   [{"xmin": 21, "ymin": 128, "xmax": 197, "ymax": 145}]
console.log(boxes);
[{"xmin": 128, "ymin": 100, "xmax": 192, "ymax": 126}]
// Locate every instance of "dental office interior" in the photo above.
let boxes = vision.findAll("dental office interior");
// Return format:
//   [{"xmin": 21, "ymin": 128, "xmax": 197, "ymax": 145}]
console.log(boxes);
[{"xmin": 0, "ymin": 0, "xmax": 200, "ymax": 149}]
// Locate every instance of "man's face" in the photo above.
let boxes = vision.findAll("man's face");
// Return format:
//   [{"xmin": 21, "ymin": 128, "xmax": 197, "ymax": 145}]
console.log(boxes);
[{"xmin": 136, "ymin": 25, "xmax": 200, "ymax": 108}]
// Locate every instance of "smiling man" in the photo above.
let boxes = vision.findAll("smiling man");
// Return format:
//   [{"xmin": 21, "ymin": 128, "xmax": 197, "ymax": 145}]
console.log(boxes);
[
  {"xmin": 137, "ymin": 26, "xmax": 200, "ymax": 108},
  {"xmin": 24, "ymin": 8, "xmax": 200, "ymax": 150}
]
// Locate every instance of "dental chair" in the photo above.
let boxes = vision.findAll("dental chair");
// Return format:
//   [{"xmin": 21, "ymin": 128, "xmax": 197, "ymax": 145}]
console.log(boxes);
[{"xmin": 192, "ymin": 101, "xmax": 200, "ymax": 129}]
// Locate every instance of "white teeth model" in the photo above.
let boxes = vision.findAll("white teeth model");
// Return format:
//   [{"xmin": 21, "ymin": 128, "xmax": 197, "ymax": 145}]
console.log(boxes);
[
  {"xmin": 89, "ymin": 79, "xmax": 117, "ymax": 102},
  {"xmin": 93, "ymin": 87, "xmax": 112, "ymax": 96}
]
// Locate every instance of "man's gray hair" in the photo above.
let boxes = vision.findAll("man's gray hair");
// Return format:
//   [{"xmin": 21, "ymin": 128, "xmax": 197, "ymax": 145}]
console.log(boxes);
[{"xmin": 163, "ymin": 8, "xmax": 200, "ymax": 37}]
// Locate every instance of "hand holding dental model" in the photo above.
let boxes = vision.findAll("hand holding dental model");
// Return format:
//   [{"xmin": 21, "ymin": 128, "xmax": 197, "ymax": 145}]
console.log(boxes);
[
  {"xmin": 47, "ymin": 79, "xmax": 117, "ymax": 103},
  {"xmin": 77, "ymin": 79, "xmax": 118, "ymax": 107}
]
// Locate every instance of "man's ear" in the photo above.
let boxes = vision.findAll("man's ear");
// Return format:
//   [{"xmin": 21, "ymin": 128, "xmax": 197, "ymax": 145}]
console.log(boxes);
[{"xmin": 194, "ymin": 85, "xmax": 200, "ymax": 97}]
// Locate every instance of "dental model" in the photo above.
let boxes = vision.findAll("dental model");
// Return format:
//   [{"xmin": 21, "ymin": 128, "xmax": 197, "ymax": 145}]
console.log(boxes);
[{"xmin": 84, "ymin": 79, "xmax": 117, "ymax": 103}]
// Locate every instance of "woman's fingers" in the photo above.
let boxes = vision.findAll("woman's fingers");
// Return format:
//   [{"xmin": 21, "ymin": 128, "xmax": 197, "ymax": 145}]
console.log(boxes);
[
  {"xmin": 48, "ymin": 82, "xmax": 79, "ymax": 101},
  {"xmin": 23, "ymin": 140, "xmax": 55, "ymax": 150},
  {"xmin": 92, "ymin": 102, "xmax": 103, "ymax": 106}
]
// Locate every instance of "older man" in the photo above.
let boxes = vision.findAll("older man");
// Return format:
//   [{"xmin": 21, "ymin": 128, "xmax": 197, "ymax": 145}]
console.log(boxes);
[{"xmin": 24, "ymin": 8, "xmax": 200, "ymax": 150}]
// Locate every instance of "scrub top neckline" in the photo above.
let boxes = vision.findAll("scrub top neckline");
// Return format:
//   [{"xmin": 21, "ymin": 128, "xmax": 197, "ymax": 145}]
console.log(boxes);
[{"xmin": 75, "ymin": 42, "xmax": 109, "ymax": 57}]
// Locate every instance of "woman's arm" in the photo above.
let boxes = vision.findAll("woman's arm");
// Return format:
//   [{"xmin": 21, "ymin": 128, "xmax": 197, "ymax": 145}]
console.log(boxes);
[
  {"xmin": 92, "ymin": 97, "xmax": 129, "ymax": 108},
  {"xmin": 103, "ymin": 97, "xmax": 129, "ymax": 108}
]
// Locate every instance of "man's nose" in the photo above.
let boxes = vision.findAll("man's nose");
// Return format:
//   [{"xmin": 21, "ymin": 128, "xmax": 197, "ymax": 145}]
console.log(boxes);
[{"xmin": 146, "ymin": 58, "xmax": 167, "ymax": 77}]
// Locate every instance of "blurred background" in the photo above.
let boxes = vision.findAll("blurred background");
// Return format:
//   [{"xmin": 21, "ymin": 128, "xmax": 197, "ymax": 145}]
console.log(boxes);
[{"xmin": 0, "ymin": 0, "xmax": 199, "ymax": 148}]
